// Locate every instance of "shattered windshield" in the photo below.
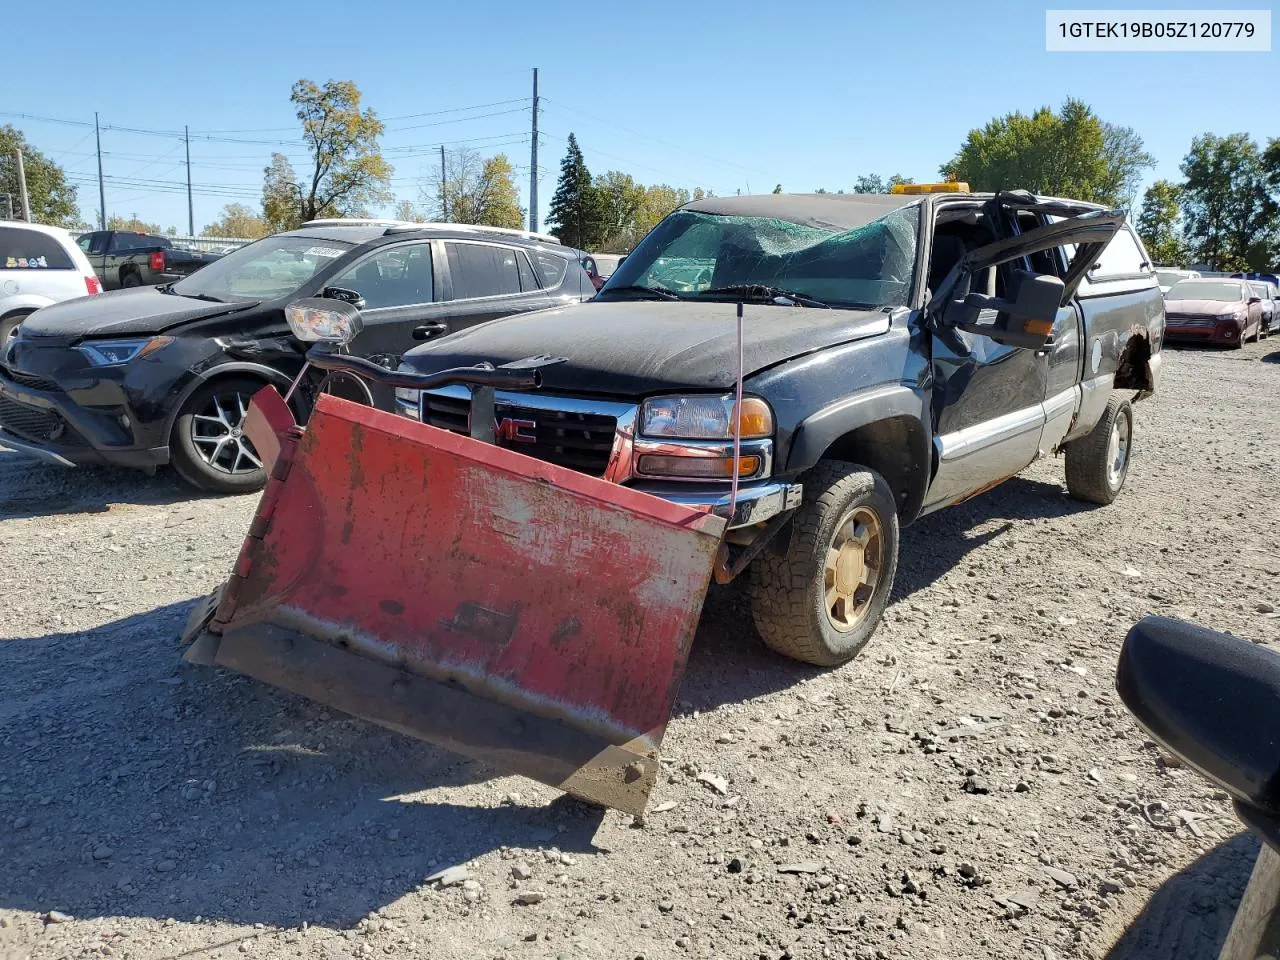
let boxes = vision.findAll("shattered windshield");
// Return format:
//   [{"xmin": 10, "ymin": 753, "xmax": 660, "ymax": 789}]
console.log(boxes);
[{"xmin": 599, "ymin": 207, "xmax": 919, "ymax": 309}]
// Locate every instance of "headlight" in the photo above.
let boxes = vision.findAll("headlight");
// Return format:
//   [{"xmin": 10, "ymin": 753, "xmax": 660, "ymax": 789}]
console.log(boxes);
[
  {"xmin": 285, "ymin": 298, "xmax": 363, "ymax": 343},
  {"xmin": 639, "ymin": 395, "xmax": 772, "ymax": 439},
  {"xmin": 78, "ymin": 337, "xmax": 172, "ymax": 366}
]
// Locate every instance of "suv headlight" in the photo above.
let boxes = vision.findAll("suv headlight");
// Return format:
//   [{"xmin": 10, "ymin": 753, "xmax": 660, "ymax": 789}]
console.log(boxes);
[
  {"xmin": 639, "ymin": 394, "xmax": 772, "ymax": 440},
  {"xmin": 78, "ymin": 337, "xmax": 173, "ymax": 366}
]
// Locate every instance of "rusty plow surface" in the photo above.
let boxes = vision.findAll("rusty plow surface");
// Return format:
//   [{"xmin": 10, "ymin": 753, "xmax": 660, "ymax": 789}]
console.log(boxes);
[{"xmin": 183, "ymin": 389, "xmax": 726, "ymax": 815}]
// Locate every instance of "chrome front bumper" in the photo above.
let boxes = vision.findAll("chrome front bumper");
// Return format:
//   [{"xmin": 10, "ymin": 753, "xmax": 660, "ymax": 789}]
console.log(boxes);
[{"xmin": 631, "ymin": 480, "xmax": 802, "ymax": 528}]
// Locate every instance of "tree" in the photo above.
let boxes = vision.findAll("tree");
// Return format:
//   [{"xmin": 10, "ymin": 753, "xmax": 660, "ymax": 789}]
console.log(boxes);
[
  {"xmin": 0, "ymin": 126, "xmax": 79, "ymax": 227},
  {"xmin": 594, "ymin": 170, "xmax": 646, "ymax": 249},
  {"xmin": 1180, "ymin": 133, "xmax": 1277, "ymax": 271},
  {"xmin": 772, "ymin": 184, "xmax": 783, "ymax": 194},
  {"xmin": 1135, "ymin": 181, "xmax": 1187, "ymax": 265},
  {"xmin": 424, "ymin": 149, "xmax": 524, "ymax": 229},
  {"xmin": 546, "ymin": 134, "xmax": 606, "ymax": 249},
  {"xmin": 202, "ymin": 203, "xmax": 269, "ymax": 239},
  {"xmin": 851, "ymin": 174, "xmax": 913, "ymax": 194},
  {"xmin": 107, "ymin": 214, "xmax": 164, "ymax": 233},
  {"xmin": 393, "ymin": 199, "xmax": 423, "ymax": 222},
  {"xmin": 942, "ymin": 98, "xmax": 1154, "ymax": 209},
  {"xmin": 262, "ymin": 153, "xmax": 303, "ymax": 233},
  {"xmin": 285, "ymin": 79, "xmax": 393, "ymax": 224}
]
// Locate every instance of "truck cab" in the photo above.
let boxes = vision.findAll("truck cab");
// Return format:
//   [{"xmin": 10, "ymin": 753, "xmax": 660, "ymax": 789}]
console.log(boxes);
[{"xmin": 392, "ymin": 187, "xmax": 1164, "ymax": 667}]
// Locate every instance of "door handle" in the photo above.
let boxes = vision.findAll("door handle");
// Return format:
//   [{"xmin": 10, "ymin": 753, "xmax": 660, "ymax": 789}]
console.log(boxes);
[{"xmin": 412, "ymin": 322, "xmax": 448, "ymax": 342}]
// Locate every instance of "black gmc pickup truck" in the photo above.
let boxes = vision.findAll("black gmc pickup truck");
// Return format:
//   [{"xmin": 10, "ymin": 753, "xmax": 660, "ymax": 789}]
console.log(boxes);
[
  {"xmin": 390, "ymin": 188, "xmax": 1165, "ymax": 667},
  {"xmin": 77, "ymin": 230, "xmax": 217, "ymax": 290}
]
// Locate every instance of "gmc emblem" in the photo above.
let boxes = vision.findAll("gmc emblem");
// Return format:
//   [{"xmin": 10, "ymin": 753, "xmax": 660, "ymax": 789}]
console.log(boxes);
[{"xmin": 494, "ymin": 417, "xmax": 537, "ymax": 443}]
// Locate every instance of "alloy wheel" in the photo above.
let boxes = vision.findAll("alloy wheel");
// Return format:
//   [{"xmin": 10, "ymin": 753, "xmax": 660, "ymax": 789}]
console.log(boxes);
[
  {"xmin": 1106, "ymin": 410, "xmax": 1131, "ymax": 488},
  {"xmin": 190, "ymin": 389, "xmax": 262, "ymax": 475},
  {"xmin": 822, "ymin": 505, "xmax": 885, "ymax": 632}
]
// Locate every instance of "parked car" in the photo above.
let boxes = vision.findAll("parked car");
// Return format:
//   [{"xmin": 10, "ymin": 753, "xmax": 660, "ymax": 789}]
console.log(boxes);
[
  {"xmin": 390, "ymin": 187, "xmax": 1163, "ymax": 666},
  {"xmin": 0, "ymin": 222, "xmax": 102, "ymax": 344},
  {"xmin": 1248, "ymin": 280, "xmax": 1279, "ymax": 336},
  {"xmin": 1154, "ymin": 266, "xmax": 1201, "ymax": 295},
  {"xmin": 0, "ymin": 220, "xmax": 594, "ymax": 493},
  {"xmin": 1163, "ymin": 277, "xmax": 1264, "ymax": 347},
  {"xmin": 76, "ymin": 230, "xmax": 220, "ymax": 290}
]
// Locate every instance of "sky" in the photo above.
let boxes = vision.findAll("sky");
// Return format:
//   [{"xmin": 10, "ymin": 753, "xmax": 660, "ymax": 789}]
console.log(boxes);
[{"xmin": 6, "ymin": 0, "xmax": 1277, "ymax": 235}]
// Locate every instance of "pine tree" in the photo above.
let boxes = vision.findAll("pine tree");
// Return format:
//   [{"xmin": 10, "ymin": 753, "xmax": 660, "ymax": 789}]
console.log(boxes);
[{"xmin": 547, "ymin": 134, "xmax": 604, "ymax": 249}]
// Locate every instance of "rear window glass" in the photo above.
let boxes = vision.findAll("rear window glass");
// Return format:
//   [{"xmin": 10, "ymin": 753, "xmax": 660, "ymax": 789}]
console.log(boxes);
[
  {"xmin": 517, "ymin": 252, "xmax": 539, "ymax": 291},
  {"xmin": 1090, "ymin": 228, "xmax": 1148, "ymax": 277},
  {"xmin": 446, "ymin": 242, "xmax": 522, "ymax": 300},
  {"xmin": 0, "ymin": 227, "xmax": 75, "ymax": 269},
  {"xmin": 533, "ymin": 250, "xmax": 568, "ymax": 287}
]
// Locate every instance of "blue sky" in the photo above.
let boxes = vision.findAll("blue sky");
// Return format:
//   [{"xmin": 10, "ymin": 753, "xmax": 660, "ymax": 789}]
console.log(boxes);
[{"xmin": 7, "ymin": 0, "xmax": 1276, "ymax": 233}]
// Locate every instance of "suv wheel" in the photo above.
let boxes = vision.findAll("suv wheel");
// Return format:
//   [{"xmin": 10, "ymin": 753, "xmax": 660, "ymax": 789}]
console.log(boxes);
[
  {"xmin": 170, "ymin": 377, "xmax": 268, "ymax": 494},
  {"xmin": 1064, "ymin": 394, "xmax": 1132, "ymax": 505},
  {"xmin": 749, "ymin": 461, "xmax": 900, "ymax": 667}
]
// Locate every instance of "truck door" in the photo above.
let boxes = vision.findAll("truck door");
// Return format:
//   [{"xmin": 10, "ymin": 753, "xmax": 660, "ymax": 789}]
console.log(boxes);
[
  {"xmin": 79, "ymin": 232, "xmax": 109, "ymax": 282},
  {"xmin": 922, "ymin": 196, "xmax": 1123, "ymax": 511}
]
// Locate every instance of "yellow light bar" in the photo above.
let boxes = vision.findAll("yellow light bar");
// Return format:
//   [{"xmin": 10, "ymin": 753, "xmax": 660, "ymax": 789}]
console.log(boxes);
[{"xmin": 890, "ymin": 182, "xmax": 971, "ymax": 195}]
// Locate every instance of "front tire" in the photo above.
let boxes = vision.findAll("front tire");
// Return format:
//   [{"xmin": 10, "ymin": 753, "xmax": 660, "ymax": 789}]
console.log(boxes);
[
  {"xmin": 1064, "ymin": 394, "xmax": 1133, "ymax": 505},
  {"xmin": 749, "ymin": 461, "xmax": 899, "ymax": 667},
  {"xmin": 170, "ymin": 377, "xmax": 268, "ymax": 494}
]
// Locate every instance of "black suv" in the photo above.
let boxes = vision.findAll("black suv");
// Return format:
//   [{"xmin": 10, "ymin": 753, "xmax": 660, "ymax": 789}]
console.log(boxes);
[{"xmin": 0, "ymin": 220, "xmax": 592, "ymax": 493}]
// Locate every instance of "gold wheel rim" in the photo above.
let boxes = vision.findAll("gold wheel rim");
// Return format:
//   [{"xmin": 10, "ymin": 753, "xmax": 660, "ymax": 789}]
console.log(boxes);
[{"xmin": 822, "ymin": 505, "xmax": 885, "ymax": 633}]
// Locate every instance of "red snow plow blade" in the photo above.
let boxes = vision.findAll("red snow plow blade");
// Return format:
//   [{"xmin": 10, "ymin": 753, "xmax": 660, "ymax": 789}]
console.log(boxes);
[{"xmin": 183, "ymin": 385, "xmax": 726, "ymax": 815}]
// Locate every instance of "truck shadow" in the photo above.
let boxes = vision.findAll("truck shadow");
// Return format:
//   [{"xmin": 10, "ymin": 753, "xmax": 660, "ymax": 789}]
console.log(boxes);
[
  {"xmin": 679, "ymin": 475, "xmax": 1093, "ymax": 713},
  {"xmin": 0, "ymin": 600, "xmax": 605, "ymax": 931},
  {"xmin": 1104, "ymin": 831, "xmax": 1257, "ymax": 959}
]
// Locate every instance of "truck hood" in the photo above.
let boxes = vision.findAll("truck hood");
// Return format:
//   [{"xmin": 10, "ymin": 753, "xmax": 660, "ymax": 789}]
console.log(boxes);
[
  {"xmin": 22, "ymin": 287, "xmax": 254, "ymax": 340},
  {"xmin": 1164, "ymin": 298, "xmax": 1241, "ymax": 317},
  {"xmin": 403, "ymin": 300, "xmax": 892, "ymax": 394}
]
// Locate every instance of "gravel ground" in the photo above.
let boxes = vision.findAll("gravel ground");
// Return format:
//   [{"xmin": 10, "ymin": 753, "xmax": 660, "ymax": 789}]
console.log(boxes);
[{"xmin": 1, "ymin": 341, "xmax": 1278, "ymax": 960}]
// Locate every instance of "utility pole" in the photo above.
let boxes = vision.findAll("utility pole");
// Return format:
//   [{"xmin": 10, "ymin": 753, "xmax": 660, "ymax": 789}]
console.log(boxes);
[
  {"xmin": 184, "ymin": 125, "xmax": 193, "ymax": 236},
  {"xmin": 529, "ymin": 67, "xmax": 539, "ymax": 233},
  {"xmin": 94, "ymin": 112, "xmax": 106, "ymax": 230},
  {"xmin": 15, "ymin": 149, "xmax": 31, "ymax": 222},
  {"xmin": 439, "ymin": 145, "xmax": 448, "ymax": 221}
]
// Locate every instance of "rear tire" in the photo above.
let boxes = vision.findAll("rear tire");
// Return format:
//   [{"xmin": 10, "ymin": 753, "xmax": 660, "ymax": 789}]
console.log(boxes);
[
  {"xmin": 0, "ymin": 310, "xmax": 32, "ymax": 346},
  {"xmin": 121, "ymin": 269, "xmax": 143, "ymax": 288},
  {"xmin": 1064, "ymin": 394, "xmax": 1133, "ymax": 505},
  {"xmin": 749, "ymin": 461, "xmax": 899, "ymax": 667},
  {"xmin": 170, "ymin": 376, "xmax": 269, "ymax": 494}
]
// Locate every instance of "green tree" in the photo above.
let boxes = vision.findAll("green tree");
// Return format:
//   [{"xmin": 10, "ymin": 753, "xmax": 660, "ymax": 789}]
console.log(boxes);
[
  {"xmin": 287, "ymin": 79, "xmax": 392, "ymax": 223},
  {"xmin": 262, "ymin": 153, "xmax": 303, "ymax": 232},
  {"xmin": 594, "ymin": 170, "xmax": 646, "ymax": 249},
  {"xmin": 107, "ymin": 214, "xmax": 164, "ymax": 233},
  {"xmin": 942, "ymin": 98, "xmax": 1154, "ymax": 208},
  {"xmin": 1180, "ymin": 133, "xmax": 1277, "ymax": 271},
  {"xmin": 1135, "ymin": 181, "xmax": 1187, "ymax": 265},
  {"xmin": 202, "ymin": 203, "xmax": 269, "ymax": 239},
  {"xmin": 0, "ymin": 126, "xmax": 79, "ymax": 227},
  {"xmin": 546, "ymin": 134, "xmax": 605, "ymax": 249},
  {"xmin": 851, "ymin": 174, "xmax": 913, "ymax": 194},
  {"xmin": 426, "ymin": 149, "xmax": 524, "ymax": 229},
  {"xmin": 772, "ymin": 184, "xmax": 783, "ymax": 194}
]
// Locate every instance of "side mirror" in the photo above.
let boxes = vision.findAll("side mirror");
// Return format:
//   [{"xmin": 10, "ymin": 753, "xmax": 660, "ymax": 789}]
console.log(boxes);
[
  {"xmin": 322, "ymin": 286, "xmax": 366, "ymax": 310},
  {"xmin": 1249, "ymin": 296, "xmax": 1262, "ymax": 304},
  {"xmin": 946, "ymin": 269, "xmax": 1063, "ymax": 350},
  {"xmin": 285, "ymin": 297, "xmax": 364, "ymax": 345}
]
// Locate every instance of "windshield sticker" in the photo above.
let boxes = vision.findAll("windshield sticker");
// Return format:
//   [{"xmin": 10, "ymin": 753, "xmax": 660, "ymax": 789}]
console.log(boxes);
[
  {"xmin": 303, "ymin": 246, "xmax": 345, "ymax": 259},
  {"xmin": 4, "ymin": 256, "xmax": 48, "ymax": 268}
]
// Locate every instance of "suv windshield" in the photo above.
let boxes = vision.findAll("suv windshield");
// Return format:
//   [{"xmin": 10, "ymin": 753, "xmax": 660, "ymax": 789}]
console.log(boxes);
[
  {"xmin": 1167, "ymin": 280, "xmax": 1244, "ymax": 302},
  {"xmin": 600, "ymin": 207, "xmax": 919, "ymax": 309},
  {"xmin": 171, "ymin": 236, "xmax": 352, "ymax": 302}
]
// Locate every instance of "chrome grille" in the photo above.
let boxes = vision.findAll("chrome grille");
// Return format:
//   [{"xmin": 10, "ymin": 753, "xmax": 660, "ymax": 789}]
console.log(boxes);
[{"xmin": 421, "ymin": 387, "xmax": 624, "ymax": 477}]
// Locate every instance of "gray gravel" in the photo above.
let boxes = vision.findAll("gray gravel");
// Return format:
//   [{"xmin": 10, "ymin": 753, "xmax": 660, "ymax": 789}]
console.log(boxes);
[{"xmin": 1, "ymin": 340, "xmax": 1278, "ymax": 960}]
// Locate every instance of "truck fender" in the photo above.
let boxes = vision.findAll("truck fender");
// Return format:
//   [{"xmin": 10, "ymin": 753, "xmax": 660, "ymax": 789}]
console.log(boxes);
[
  {"xmin": 785, "ymin": 384, "xmax": 933, "ymax": 522},
  {"xmin": 162, "ymin": 361, "xmax": 294, "ymax": 441}
]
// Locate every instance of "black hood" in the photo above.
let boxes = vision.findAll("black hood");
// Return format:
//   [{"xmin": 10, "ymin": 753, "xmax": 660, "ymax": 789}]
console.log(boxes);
[
  {"xmin": 401, "ymin": 300, "xmax": 891, "ymax": 395},
  {"xmin": 22, "ymin": 287, "xmax": 253, "ymax": 340}
]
